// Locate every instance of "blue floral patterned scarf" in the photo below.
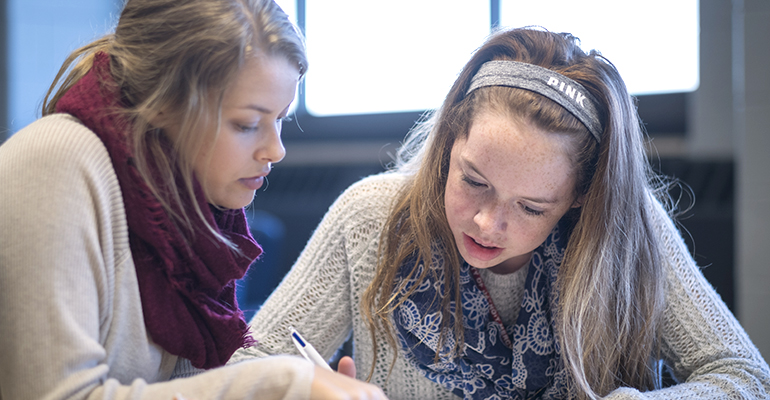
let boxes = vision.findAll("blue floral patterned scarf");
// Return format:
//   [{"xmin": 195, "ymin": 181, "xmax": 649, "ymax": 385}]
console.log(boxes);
[{"xmin": 393, "ymin": 223, "xmax": 572, "ymax": 399}]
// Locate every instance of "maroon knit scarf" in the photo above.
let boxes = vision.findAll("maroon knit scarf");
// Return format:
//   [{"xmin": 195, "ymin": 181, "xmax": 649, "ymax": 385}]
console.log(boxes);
[{"xmin": 56, "ymin": 52, "xmax": 262, "ymax": 369}]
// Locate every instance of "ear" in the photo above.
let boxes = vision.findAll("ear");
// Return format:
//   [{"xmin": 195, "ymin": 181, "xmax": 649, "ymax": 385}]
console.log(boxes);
[
  {"xmin": 149, "ymin": 110, "xmax": 169, "ymax": 129},
  {"xmin": 149, "ymin": 111, "xmax": 183, "ymax": 143},
  {"xmin": 571, "ymin": 194, "xmax": 585, "ymax": 209}
]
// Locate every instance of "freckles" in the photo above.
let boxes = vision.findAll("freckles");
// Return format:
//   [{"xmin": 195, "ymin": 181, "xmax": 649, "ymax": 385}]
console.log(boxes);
[
  {"xmin": 454, "ymin": 196, "xmax": 479, "ymax": 225},
  {"xmin": 445, "ymin": 182, "xmax": 471, "ymax": 219},
  {"xmin": 451, "ymin": 200, "xmax": 473, "ymax": 219}
]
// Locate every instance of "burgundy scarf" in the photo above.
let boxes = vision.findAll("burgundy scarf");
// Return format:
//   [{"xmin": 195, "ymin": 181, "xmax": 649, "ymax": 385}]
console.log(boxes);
[{"xmin": 56, "ymin": 52, "xmax": 262, "ymax": 369}]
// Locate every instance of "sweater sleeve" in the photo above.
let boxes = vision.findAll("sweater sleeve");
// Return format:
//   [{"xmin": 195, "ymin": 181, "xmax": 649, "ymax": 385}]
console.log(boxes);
[
  {"xmin": 92, "ymin": 356, "xmax": 314, "ymax": 399},
  {"xmin": 605, "ymin": 195, "xmax": 770, "ymax": 399},
  {"xmin": 0, "ymin": 115, "xmax": 314, "ymax": 400},
  {"xmin": 0, "ymin": 115, "xmax": 125, "ymax": 400},
  {"xmin": 231, "ymin": 174, "xmax": 400, "ymax": 366}
]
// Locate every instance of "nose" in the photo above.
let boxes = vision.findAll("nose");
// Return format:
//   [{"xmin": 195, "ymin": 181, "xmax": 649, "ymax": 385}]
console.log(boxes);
[
  {"xmin": 473, "ymin": 201, "xmax": 508, "ymax": 237},
  {"xmin": 256, "ymin": 123, "xmax": 286, "ymax": 164}
]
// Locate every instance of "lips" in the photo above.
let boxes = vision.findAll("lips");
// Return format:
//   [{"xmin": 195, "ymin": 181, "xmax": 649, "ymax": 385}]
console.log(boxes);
[
  {"xmin": 239, "ymin": 175, "xmax": 265, "ymax": 191},
  {"xmin": 240, "ymin": 166, "xmax": 272, "ymax": 191},
  {"xmin": 462, "ymin": 233, "xmax": 504, "ymax": 262}
]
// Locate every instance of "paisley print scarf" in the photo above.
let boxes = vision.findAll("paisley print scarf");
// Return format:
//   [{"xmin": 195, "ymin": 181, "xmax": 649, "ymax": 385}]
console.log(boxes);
[{"xmin": 394, "ymin": 222, "xmax": 572, "ymax": 399}]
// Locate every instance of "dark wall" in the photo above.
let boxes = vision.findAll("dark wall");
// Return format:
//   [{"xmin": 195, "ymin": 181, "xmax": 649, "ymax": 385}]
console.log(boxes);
[{"xmin": 657, "ymin": 159, "xmax": 735, "ymax": 311}]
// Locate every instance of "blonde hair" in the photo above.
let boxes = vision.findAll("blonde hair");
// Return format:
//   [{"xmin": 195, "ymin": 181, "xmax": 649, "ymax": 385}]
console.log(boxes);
[
  {"xmin": 362, "ymin": 27, "xmax": 670, "ymax": 399},
  {"xmin": 42, "ymin": 0, "xmax": 307, "ymax": 245}
]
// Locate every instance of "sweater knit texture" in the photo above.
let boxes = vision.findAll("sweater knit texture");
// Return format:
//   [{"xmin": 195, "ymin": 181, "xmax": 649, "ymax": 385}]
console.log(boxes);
[
  {"xmin": 0, "ymin": 114, "xmax": 314, "ymax": 400},
  {"xmin": 231, "ymin": 170, "xmax": 770, "ymax": 399}
]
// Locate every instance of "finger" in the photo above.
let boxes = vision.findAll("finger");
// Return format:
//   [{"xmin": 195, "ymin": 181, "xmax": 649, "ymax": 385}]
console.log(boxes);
[{"xmin": 336, "ymin": 355, "xmax": 356, "ymax": 378}]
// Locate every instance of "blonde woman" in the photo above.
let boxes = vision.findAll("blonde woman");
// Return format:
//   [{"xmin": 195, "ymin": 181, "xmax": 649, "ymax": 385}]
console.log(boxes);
[
  {"xmin": 0, "ymin": 0, "xmax": 385, "ymax": 399},
  {"xmin": 234, "ymin": 27, "xmax": 770, "ymax": 399}
]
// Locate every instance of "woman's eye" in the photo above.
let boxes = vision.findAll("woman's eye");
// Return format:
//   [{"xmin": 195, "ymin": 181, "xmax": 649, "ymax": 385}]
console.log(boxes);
[
  {"xmin": 522, "ymin": 205, "xmax": 545, "ymax": 216},
  {"xmin": 237, "ymin": 124, "xmax": 259, "ymax": 132},
  {"xmin": 279, "ymin": 115, "xmax": 293, "ymax": 123},
  {"xmin": 462, "ymin": 175, "xmax": 486, "ymax": 188}
]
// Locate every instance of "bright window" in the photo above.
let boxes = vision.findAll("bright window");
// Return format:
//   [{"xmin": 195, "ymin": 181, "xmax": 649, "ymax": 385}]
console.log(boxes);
[
  {"xmin": 274, "ymin": 0, "xmax": 296, "ymax": 23},
  {"xmin": 303, "ymin": 0, "xmax": 491, "ymax": 116},
  {"xmin": 296, "ymin": 0, "xmax": 699, "ymax": 117},
  {"xmin": 4, "ymin": 1, "xmax": 699, "ymax": 135},
  {"xmin": 499, "ymin": 0, "xmax": 699, "ymax": 95}
]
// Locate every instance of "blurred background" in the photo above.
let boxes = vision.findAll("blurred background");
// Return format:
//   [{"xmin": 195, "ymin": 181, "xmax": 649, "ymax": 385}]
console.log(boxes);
[{"xmin": 1, "ymin": 0, "xmax": 767, "ymax": 361}]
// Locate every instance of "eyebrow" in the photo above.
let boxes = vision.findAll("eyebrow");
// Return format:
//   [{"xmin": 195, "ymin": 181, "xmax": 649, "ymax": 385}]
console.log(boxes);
[
  {"xmin": 462, "ymin": 158, "xmax": 561, "ymax": 205},
  {"xmin": 240, "ymin": 104, "xmax": 273, "ymax": 114},
  {"xmin": 239, "ymin": 103, "xmax": 293, "ymax": 118}
]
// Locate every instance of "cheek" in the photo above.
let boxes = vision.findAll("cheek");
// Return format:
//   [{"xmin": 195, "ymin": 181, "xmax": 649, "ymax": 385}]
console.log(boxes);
[
  {"xmin": 194, "ymin": 133, "xmax": 241, "ymax": 195},
  {"xmin": 190, "ymin": 126, "xmax": 223, "ymax": 176},
  {"xmin": 444, "ymin": 179, "xmax": 473, "ymax": 228},
  {"xmin": 520, "ymin": 217, "xmax": 562, "ymax": 248}
]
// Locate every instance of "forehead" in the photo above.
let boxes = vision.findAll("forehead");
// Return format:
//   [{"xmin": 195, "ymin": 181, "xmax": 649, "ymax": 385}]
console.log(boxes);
[
  {"xmin": 223, "ymin": 55, "xmax": 299, "ymax": 107},
  {"xmin": 456, "ymin": 111, "xmax": 578, "ymax": 199},
  {"xmin": 463, "ymin": 110, "xmax": 571, "ymax": 158}
]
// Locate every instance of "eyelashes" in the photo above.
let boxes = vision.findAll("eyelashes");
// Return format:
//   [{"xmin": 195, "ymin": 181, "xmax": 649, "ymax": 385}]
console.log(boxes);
[
  {"xmin": 522, "ymin": 206, "xmax": 544, "ymax": 216},
  {"xmin": 236, "ymin": 115, "xmax": 291, "ymax": 133},
  {"xmin": 460, "ymin": 173, "xmax": 545, "ymax": 217},
  {"xmin": 237, "ymin": 124, "xmax": 259, "ymax": 132},
  {"xmin": 461, "ymin": 175, "xmax": 485, "ymax": 188}
]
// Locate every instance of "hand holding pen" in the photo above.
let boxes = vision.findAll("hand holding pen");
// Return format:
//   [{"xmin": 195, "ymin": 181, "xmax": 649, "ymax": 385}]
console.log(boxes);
[{"xmin": 289, "ymin": 326, "xmax": 388, "ymax": 399}]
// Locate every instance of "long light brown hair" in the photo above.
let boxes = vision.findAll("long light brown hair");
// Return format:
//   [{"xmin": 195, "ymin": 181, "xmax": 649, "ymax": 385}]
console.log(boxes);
[
  {"xmin": 361, "ymin": 27, "xmax": 670, "ymax": 399},
  {"xmin": 42, "ymin": 0, "xmax": 307, "ymax": 246}
]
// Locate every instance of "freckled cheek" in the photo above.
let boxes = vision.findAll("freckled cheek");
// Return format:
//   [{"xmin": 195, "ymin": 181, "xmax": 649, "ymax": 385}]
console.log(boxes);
[
  {"xmin": 445, "ymin": 182, "xmax": 475, "ymax": 228},
  {"xmin": 516, "ymin": 222, "xmax": 558, "ymax": 251}
]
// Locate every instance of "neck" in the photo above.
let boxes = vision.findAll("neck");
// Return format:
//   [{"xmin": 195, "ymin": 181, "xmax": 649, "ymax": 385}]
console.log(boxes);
[{"xmin": 487, "ymin": 252, "xmax": 532, "ymax": 275}]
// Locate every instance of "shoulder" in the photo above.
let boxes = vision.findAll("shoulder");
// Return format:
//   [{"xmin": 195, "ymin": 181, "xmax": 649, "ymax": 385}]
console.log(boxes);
[
  {"xmin": 329, "ymin": 172, "xmax": 411, "ymax": 217},
  {"xmin": 644, "ymin": 191, "xmax": 689, "ymax": 260},
  {"xmin": 1, "ymin": 113, "xmax": 121, "ymax": 207},
  {"xmin": 1, "ymin": 114, "xmax": 114, "ymax": 179},
  {"xmin": 309, "ymin": 172, "xmax": 410, "ymax": 248},
  {"xmin": 3, "ymin": 113, "xmax": 103, "ymax": 149},
  {"xmin": 342, "ymin": 171, "xmax": 410, "ymax": 199},
  {"xmin": 0, "ymin": 113, "xmax": 125, "ymax": 247},
  {"xmin": 644, "ymin": 190, "xmax": 717, "ymax": 300}
]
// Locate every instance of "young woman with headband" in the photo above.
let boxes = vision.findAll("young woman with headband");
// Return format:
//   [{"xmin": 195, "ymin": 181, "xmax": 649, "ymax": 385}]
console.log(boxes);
[
  {"xmin": 233, "ymin": 27, "xmax": 770, "ymax": 399},
  {"xmin": 0, "ymin": 0, "xmax": 386, "ymax": 399}
]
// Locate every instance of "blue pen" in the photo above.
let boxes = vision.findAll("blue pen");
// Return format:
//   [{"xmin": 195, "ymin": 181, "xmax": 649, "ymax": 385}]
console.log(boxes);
[{"xmin": 290, "ymin": 326, "xmax": 332, "ymax": 371}]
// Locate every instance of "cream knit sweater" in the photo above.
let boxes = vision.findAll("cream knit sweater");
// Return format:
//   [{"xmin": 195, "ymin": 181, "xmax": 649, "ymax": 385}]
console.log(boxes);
[
  {"xmin": 232, "ymin": 167, "xmax": 770, "ymax": 399},
  {"xmin": 0, "ymin": 114, "xmax": 314, "ymax": 400}
]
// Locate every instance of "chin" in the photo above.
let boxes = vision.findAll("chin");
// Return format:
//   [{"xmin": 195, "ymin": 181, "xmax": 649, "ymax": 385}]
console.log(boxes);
[
  {"xmin": 213, "ymin": 194, "xmax": 254, "ymax": 210},
  {"xmin": 468, "ymin": 261, "xmax": 495, "ymax": 270},
  {"xmin": 460, "ymin": 253, "xmax": 491, "ymax": 270},
  {"xmin": 229, "ymin": 199, "xmax": 253, "ymax": 210}
]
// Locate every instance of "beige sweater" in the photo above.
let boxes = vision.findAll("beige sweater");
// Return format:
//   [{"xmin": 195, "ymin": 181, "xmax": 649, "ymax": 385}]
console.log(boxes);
[
  {"xmin": 232, "ymin": 165, "xmax": 770, "ymax": 399},
  {"xmin": 0, "ymin": 114, "xmax": 314, "ymax": 400}
]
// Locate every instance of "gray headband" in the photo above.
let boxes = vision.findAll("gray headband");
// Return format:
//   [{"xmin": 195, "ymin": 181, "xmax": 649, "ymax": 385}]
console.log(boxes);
[{"xmin": 467, "ymin": 60, "xmax": 603, "ymax": 142}]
